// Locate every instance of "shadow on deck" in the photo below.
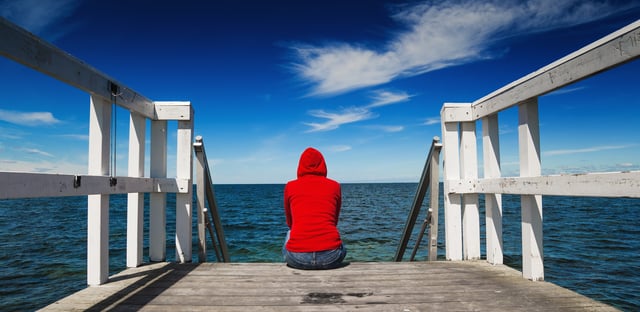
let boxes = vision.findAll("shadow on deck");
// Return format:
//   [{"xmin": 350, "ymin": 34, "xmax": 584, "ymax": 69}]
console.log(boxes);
[{"xmin": 41, "ymin": 261, "xmax": 617, "ymax": 311}]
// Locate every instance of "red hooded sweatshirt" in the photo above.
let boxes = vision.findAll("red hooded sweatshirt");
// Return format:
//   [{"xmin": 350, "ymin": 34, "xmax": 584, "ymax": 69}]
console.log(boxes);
[{"xmin": 284, "ymin": 147, "xmax": 342, "ymax": 252}]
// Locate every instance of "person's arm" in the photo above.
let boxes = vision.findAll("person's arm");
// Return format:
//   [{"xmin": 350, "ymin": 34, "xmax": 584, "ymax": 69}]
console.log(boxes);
[
  {"xmin": 284, "ymin": 185, "xmax": 293, "ymax": 228},
  {"xmin": 334, "ymin": 184, "xmax": 342, "ymax": 225}
]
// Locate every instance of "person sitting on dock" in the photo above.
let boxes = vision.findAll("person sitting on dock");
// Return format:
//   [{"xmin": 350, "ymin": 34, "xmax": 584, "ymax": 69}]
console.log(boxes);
[{"xmin": 283, "ymin": 147, "xmax": 347, "ymax": 269}]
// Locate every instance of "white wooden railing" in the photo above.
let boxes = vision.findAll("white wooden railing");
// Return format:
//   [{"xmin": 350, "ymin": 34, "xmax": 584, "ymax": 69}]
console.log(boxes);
[
  {"xmin": 0, "ymin": 17, "xmax": 194, "ymax": 285},
  {"xmin": 440, "ymin": 20, "xmax": 640, "ymax": 281}
]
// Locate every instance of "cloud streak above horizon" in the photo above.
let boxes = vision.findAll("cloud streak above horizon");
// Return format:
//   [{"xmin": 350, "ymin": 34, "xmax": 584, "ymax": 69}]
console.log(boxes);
[
  {"xmin": 305, "ymin": 107, "xmax": 375, "ymax": 132},
  {"xmin": 304, "ymin": 90, "xmax": 410, "ymax": 132},
  {"xmin": 367, "ymin": 90, "xmax": 412, "ymax": 108},
  {"xmin": 0, "ymin": 109, "xmax": 61, "ymax": 126},
  {"xmin": 291, "ymin": 0, "xmax": 631, "ymax": 96},
  {"xmin": 544, "ymin": 144, "xmax": 635, "ymax": 156}
]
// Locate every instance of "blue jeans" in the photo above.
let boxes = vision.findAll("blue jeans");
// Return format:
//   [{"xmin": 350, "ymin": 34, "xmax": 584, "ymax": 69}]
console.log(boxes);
[{"xmin": 283, "ymin": 231, "xmax": 347, "ymax": 270}]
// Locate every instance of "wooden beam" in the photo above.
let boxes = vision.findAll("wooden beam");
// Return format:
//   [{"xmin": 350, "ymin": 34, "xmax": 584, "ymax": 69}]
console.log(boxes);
[
  {"xmin": 0, "ymin": 172, "xmax": 186, "ymax": 199},
  {"xmin": 175, "ymin": 117, "xmax": 194, "ymax": 263},
  {"xmin": 0, "ymin": 17, "xmax": 156, "ymax": 119},
  {"xmin": 519, "ymin": 99, "xmax": 544, "ymax": 281},
  {"xmin": 482, "ymin": 114, "xmax": 503, "ymax": 265},
  {"xmin": 449, "ymin": 171, "xmax": 640, "ymax": 198},
  {"xmin": 149, "ymin": 120, "xmax": 168, "ymax": 262},
  {"xmin": 87, "ymin": 95, "xmax": 110, "ymax": 285},
  {"xmin": 127, "ymin": 113, "xmax": 146, "ymax": 268},
  {"xmin": 440, "ymin": 116, "xmax": 463, "ymax": 261},
  {"xmin": 472, "ymin": 20, "xmax": 640, "ymax": 120},
  {"xmin": 460, "ymin": 121, "xmax": 480, "ymax": 260}
]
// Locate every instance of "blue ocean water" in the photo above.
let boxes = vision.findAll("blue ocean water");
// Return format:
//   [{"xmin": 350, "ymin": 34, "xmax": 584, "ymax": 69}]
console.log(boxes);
[{"xmin": 0, "ymin": 183, "xmax": 638, "ymax": 311}]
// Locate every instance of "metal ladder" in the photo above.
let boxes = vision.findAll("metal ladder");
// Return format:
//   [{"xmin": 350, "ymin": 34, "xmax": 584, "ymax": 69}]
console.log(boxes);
[
  {"xmin": 194, "ymin": 136, "xmax": 231, "ymax": 262},
  {"xmin": 394, "ymin": 136, "xmax": 442, "ymax": 261}
]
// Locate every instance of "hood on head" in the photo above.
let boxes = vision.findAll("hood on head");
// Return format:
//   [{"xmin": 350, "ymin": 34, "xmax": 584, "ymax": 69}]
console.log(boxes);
[{"xmin": 297, "ymin": 147, "xmax": 327, "ymax": 178}]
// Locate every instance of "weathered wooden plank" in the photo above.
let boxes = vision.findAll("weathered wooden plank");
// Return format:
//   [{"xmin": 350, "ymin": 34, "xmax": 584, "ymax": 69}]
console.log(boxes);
[
  {"xmin": 440, "ymin": 115, "xmax": 463, "ymax": 261},
  {"xmin": 447, "ymin": 171, "xmax": 640, "ymax": 198},
  {"xmin": 149, "ymin": 120, "xmax": 168, "ymax": 262},
  {"xmin": 0, "ymin": 172, "xmax": 187, "ymax": 199},
  {"xmin": 471, "ymin": 20, "xmax": 640, "ymax": 120},
  {"xmin": 119, "ymin": 303, "xmax": 611, "ymax": 312},
  {"xmin": 108, "ymin": 291, "xmax": 610, "ymax": 307},
  {"xmin": 0, "ymin": 17, "xmax": 156, "ymax": 120},
  {"xmin": 41, "ymin": 262, "xmax": 617, "ymax": 311},
  {"xmin": 461, "ymin": 121, "xmax": 480, "ymax": 260},
  {"xmin": 519, "ymin": 99, "xmax": 544, "ymax": 281},
  {"xmin": 175, "ymin": 117, "xmax": 194, "ymax": 263},
  {"xmin": 127, "ymin": 112, "xmax": 146, "ymax": 268},
  {"xmin": 87, "ymin": 95, "xmax": 110, "ymax": 285},
  {"xmin": 482, "ymin": 114, "xmax": 503, "ymax": 265}
]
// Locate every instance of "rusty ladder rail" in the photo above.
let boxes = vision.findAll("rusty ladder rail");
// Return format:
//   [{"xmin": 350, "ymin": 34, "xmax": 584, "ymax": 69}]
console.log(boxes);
[
  {"xmin": 194, "ymin": 136, "xmax": 231, "ymax": 262},
  {"xmin": 394, "ymin": 136, "xmax": 442, "ymax": 261}
]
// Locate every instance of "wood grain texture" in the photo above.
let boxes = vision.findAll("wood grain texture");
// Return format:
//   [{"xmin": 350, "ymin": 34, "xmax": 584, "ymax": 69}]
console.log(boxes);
[{"xmin": 41, "ymin": 261, "xmax": 618, "ymax": 311}]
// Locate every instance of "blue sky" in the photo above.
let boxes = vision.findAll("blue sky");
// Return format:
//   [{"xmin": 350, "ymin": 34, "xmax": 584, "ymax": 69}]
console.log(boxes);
[{"xmin": 1, "ymin": 0, "xmax": 639, "ymax": 184}]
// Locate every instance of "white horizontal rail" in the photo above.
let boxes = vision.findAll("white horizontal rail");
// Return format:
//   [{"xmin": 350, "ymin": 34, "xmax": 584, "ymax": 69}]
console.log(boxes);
[
  {"xmin": 440, "ymin": 19, "xmax": 640, "ymax": 122},
  {"xmin": 0, "ymin": 172, "xmax": 189, "ymax": 199},
  {"xmin": 0, "ymin": 17, "xmax": 193, "ymax": 121},
  {"xmin": 447, "ymin": 171, "xmax": 640, "ymax": 198},
  {"xmin": 439, "ymin": 19, "xmax": 639, "ymax": 281},
  {"xmin": 0, "ymin": 17, "xmax": 197, "ymax": 285}
]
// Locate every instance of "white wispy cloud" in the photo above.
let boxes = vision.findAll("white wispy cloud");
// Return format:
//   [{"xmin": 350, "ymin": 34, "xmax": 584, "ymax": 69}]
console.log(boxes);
[
  {"xmin": 57, "ymin": 134, "xmax": 89, "ymax": 140},
  {"xmin": 305, "ymin": 89, "xmax": 413, "ymax": 132},
  {"xmin": 544, "ymin": 144, "xmax": 634, "ymax": 156},
  {"xmin": 366, "ymin": 125, "xmax": 405, "ymax": 133},
  {"xmin": 305, "ymin": 107, "xmax": 375, "ymax": 132},
  {"xmin": 424, "ymin": 117, "xmax": 440, "ymax": 125},
  {"xmin": 367, "ymin": 90, "xmax": 412, "ymax": 108},
  {"xmin": 380, "ymin": 125, "xmax": 404, "ymax": 132},
  {"xmin": 291, "ymin": 0, "xmax": 631, "ymax": 96},
  {"xmin": 20, "ymin": 148, "xmax": 54, "ymax": 157},
  {"xmin": 0, "ymin": 109, "xmax": 61, "ymax": 126},
  {"xmin": 326, "ymin": 145, "xmax": 352, "ymax": 152}
]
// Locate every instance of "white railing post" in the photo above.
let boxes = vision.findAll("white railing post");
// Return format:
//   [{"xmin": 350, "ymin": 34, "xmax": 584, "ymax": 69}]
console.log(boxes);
[
  {"xmin": 441, "ymin": 104, "xmax": 464, "ymax": 261},
  {"xmin": 87, "ymin": 95, "xmax": 111, "ymax": 285},
  {"xmin": 519, "ymin": 98, "xmax": 544, "ymax": 280},
  {"xmin": 149, "ymin": 119, "xmax": 167, "ymax": 262},
  {"xmin": 175, "ymin": 111, "xmax": 194, "ymax": 263},
  {"xmin": 461, "ymin": 121, "xmax": 480, "ymax": 260},
  {"xmin": 127, "ymin": 112, "xmax": 145, "ymax": 267},
  {"xmin": 482, "ymin": 114, "xmax": 503, "ymax": 265}
]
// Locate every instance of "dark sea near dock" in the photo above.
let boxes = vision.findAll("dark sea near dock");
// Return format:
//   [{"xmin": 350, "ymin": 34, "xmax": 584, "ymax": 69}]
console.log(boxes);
[{"xmin": 1, "ymin": 183, "xmax": 638, "ymax": 311}]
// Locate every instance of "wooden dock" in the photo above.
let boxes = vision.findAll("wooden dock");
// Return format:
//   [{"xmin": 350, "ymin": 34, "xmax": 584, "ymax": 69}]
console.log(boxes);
[{"xmin": 41, "ymin": 261, "xmax": 617, "ymax": 311}]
